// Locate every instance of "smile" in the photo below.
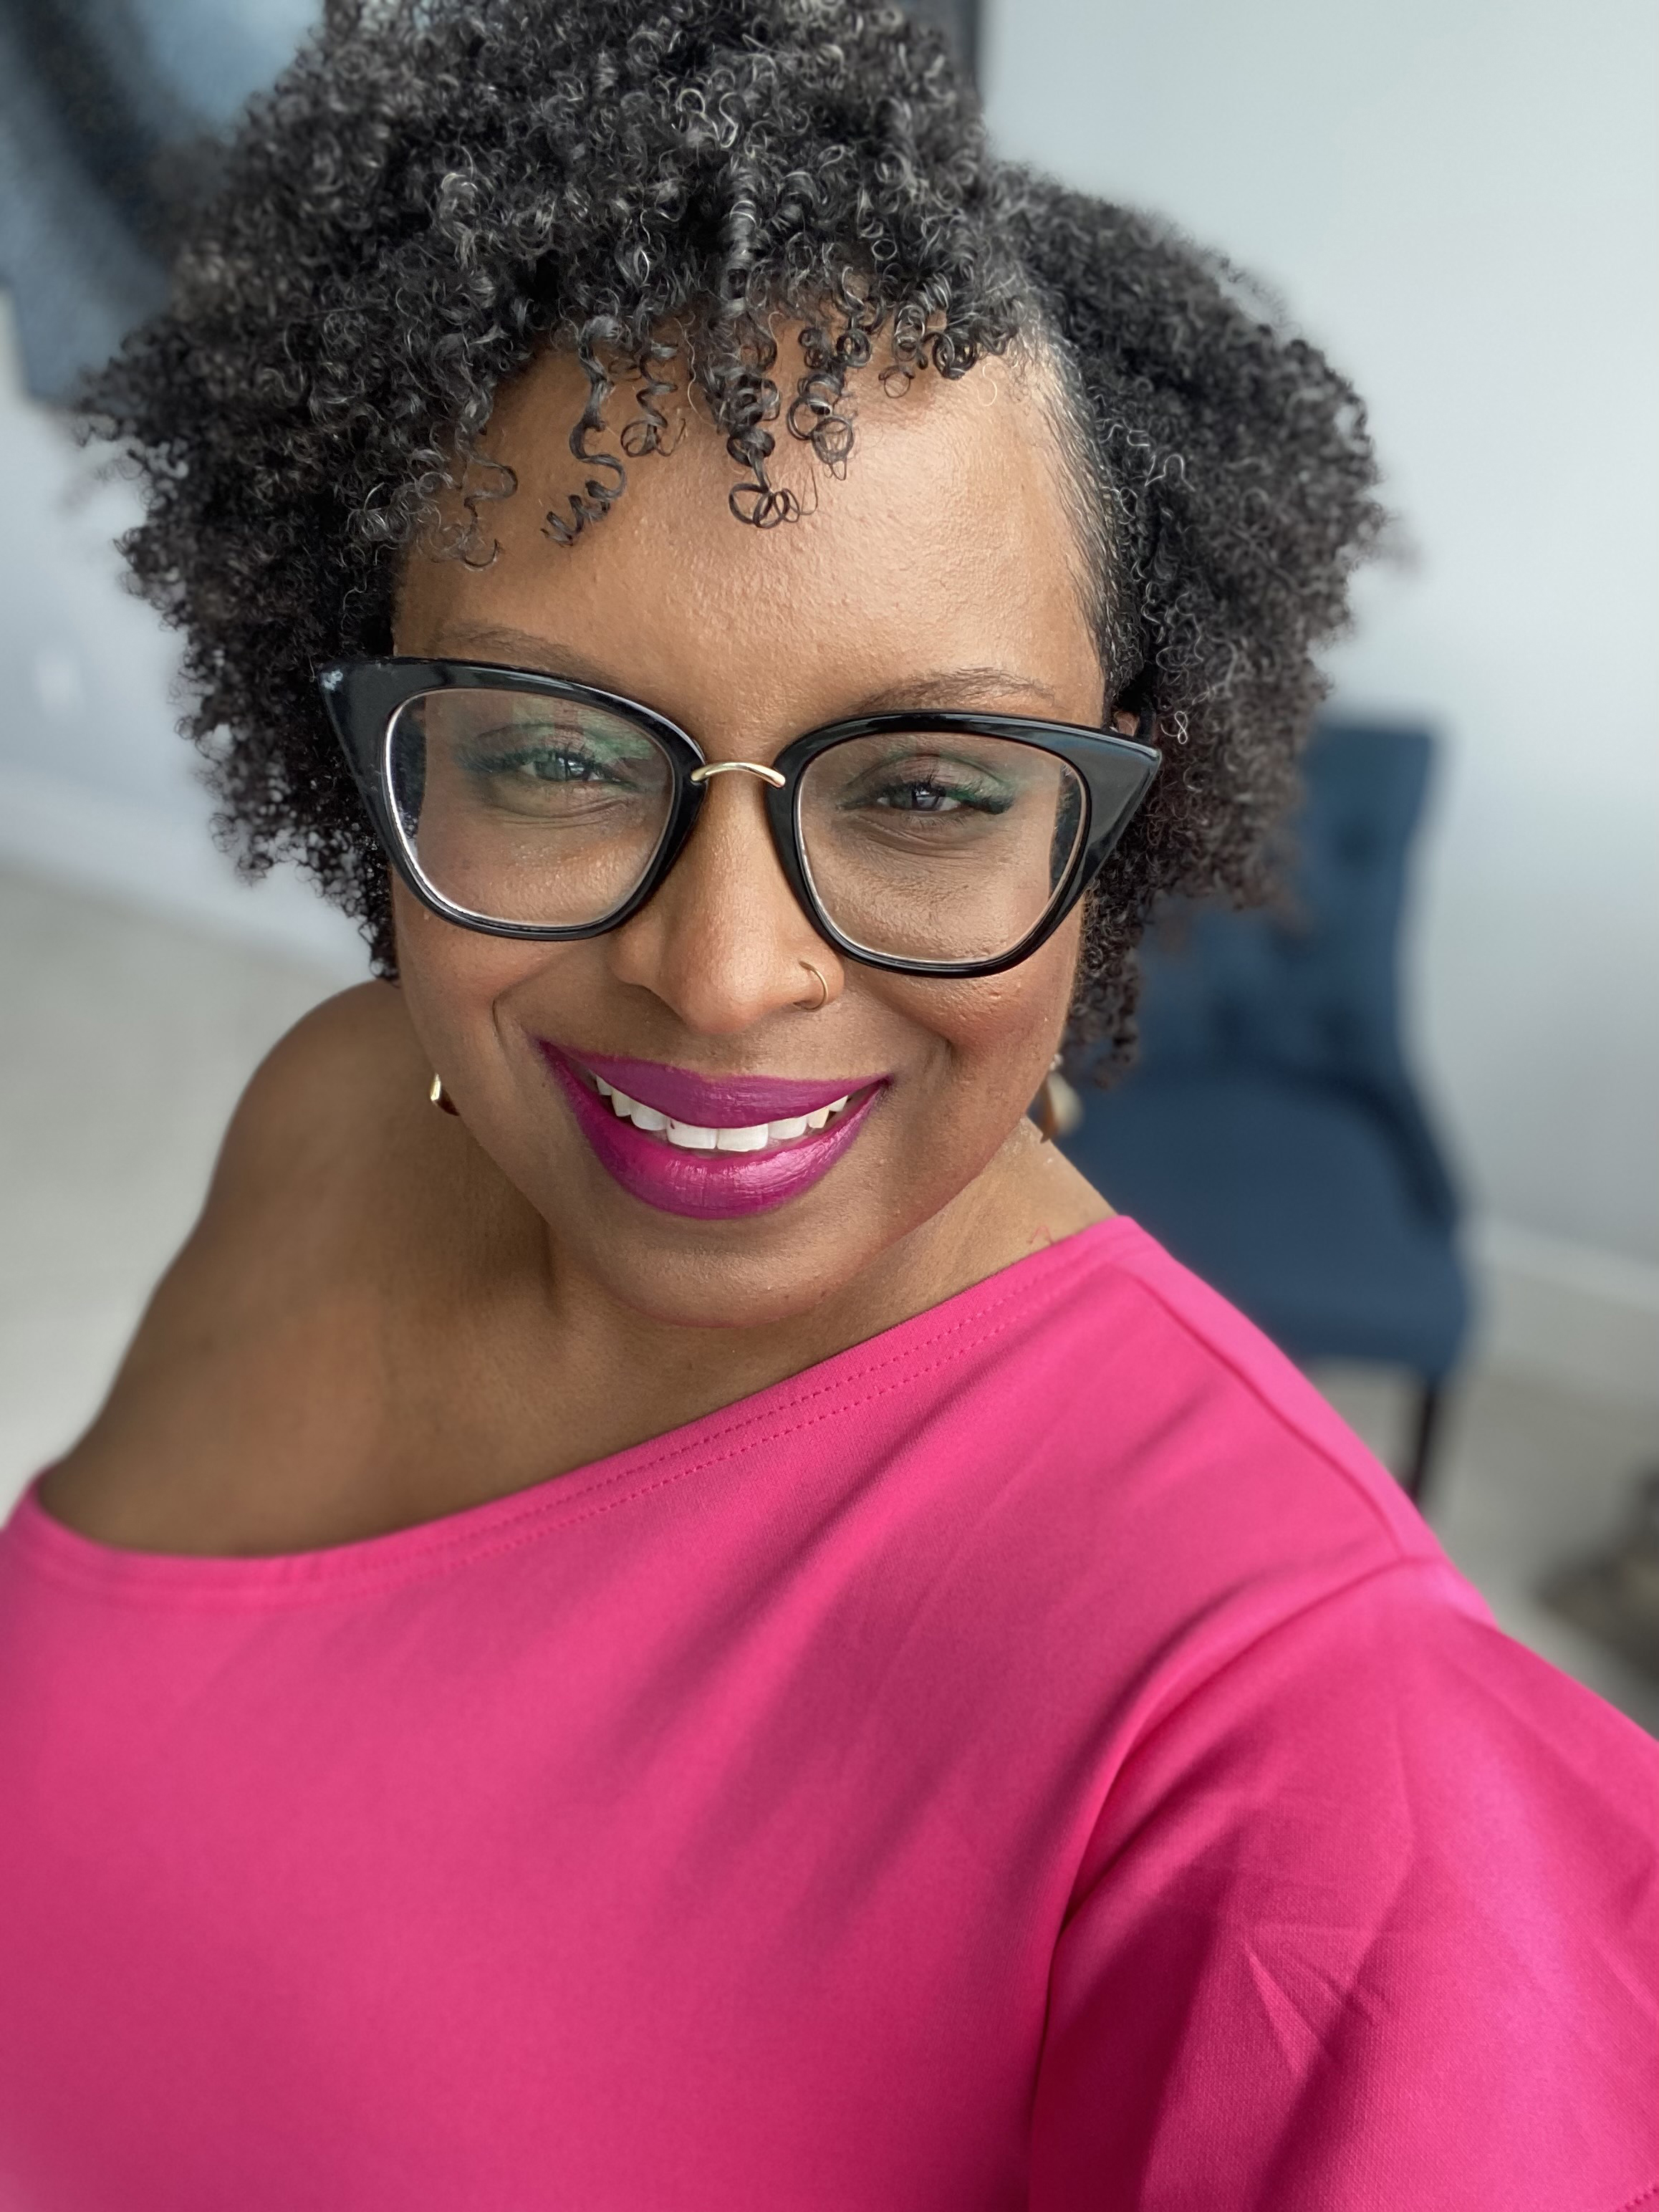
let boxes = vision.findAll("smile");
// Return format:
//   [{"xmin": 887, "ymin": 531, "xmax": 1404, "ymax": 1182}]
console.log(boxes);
[
  {"xmin": 535, "ymin": 1044, "xmax": 885, "ymax": 1220},
  {"xmin": 592, "ymin": 1074, "xmax": 856, "ymax": 1154}
]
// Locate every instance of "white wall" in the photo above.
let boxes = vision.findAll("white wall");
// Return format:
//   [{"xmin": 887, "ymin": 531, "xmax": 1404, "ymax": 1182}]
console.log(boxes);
[
  {"xmin": 0, "ymin": 294, "xmax": 364, "ymax": 971},
  {"xmin": 984, "ymin": 0, "xmax": 1659, "ymax": 1279}
]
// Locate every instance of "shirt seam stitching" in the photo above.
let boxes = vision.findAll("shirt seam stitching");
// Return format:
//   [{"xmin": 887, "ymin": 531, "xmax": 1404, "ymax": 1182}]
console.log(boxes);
[
  {"xmin": 3, "ymin": 1254, "xmax": 1100, "ymax": 1610},
  {"xmin": 1100, "ymin": 1257, "xmax": 1419, "ymax": 1551}
]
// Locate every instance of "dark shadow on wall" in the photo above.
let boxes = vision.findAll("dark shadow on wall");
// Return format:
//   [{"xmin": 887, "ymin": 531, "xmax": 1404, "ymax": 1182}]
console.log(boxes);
[
  {"xmin": 900, "ymin": 0, "xmax": 979, "ymax": 74},
  {"xmin": 0, "ymin": 0, "xmax": 978, "ymax": 407},
  {"xmin": 0, "ymin": 0, "xmax": 307, "ymax": 401}
]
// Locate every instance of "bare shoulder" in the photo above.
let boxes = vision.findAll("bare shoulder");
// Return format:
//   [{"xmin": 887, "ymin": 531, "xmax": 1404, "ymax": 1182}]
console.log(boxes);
[
  {"xmin": 145, "ymin": 979, "xmax": 446, "ymax": 1295},
  {"xmin": 208, "ymin": 978, "xmax": 432, "ymax": 1209},
  {"xmin": 39, "ymin": 982, "xmax": 474, "ymax": 1549}
]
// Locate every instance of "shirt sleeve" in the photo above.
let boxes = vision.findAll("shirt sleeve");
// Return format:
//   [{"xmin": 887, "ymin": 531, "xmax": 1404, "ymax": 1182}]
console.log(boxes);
[{"xmin": 1029, "ymin": 1562, "xmax": 1659, "ymax": 2212}]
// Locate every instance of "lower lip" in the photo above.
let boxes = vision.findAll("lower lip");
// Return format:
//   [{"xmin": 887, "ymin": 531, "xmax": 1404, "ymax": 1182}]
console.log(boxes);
[{"xmin": 538, "ymin": 1047, "xmax": 882, "ymax": 1221}]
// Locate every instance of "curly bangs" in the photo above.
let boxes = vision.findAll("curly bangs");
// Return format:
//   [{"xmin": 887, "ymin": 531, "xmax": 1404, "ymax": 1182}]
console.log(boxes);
[{"xmin": 84, "ymin": 0, "xmax": 1384, "ymax": 1038}]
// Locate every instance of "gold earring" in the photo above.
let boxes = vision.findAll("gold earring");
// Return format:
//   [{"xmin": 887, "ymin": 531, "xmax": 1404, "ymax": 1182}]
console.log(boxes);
[
  {"xmin": 1035, "ymin": 1052, "xmax": 1082, "ymax": 1143},
  {"xmin": 428, "ymin": 1073, "xmax": 460, "ymax": 1117},
  {"xmin": 794, "ymin": 960, "xmax": 830, "ymax": 1012}
]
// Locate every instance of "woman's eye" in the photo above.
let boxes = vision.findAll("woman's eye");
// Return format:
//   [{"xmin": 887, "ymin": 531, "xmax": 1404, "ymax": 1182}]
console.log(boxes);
[
  {"xmin": 875, "ymin": 782, "xmax": 961, "ymax": 812},
  {"xmin": 515, "ymin": 749, "xmax": 607, "ymax": 783},
  {"xmin": 859, "ymin": 774, "xmax": 1009, "ymax": 817},
  {"xmin": 463, "ymin": 735, "xmax": 633, "ymax": 787}
]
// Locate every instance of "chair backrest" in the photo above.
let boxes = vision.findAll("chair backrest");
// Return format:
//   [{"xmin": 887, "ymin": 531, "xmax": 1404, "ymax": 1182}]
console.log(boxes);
[
  {"xmin": 1121, "ymin": 720, "xmax": 1458, "ymax": 1224},
  {"xmin": 1134, "ymin": 721, "xmax": 1430, "ymax": 1081}
]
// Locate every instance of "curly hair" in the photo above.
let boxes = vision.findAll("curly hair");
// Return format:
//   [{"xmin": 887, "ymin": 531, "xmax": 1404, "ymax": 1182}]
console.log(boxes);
[{"xmin": 84, "ymin": 0, "xmax": 1384, "ymax": 1049}]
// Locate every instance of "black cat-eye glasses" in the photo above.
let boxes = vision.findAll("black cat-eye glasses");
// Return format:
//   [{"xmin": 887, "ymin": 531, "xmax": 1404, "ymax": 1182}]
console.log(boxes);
[{"xmin": 319, "ymin": 657, "xmax": 1161, "ymax": 979}]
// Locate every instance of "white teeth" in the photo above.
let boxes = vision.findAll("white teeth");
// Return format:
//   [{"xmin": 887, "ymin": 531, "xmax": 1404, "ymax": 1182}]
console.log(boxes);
[
  {"xmin": 610, "ymin": 1087, "xmax": 670, "ymax": 1132},
  {"xmin": 714, "ymin": 1123, "xmax": 771, "ymax": 1152},
  {"xmin": 595, "ymin": 1076, "xmax": 856, "ymax": 1152}
]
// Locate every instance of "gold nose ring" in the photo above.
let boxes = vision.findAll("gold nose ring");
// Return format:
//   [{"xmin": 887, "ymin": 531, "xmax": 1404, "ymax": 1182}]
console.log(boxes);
[{"xmin": 796, "ymin": 961, "xmax": 830, "ymax": 1012}]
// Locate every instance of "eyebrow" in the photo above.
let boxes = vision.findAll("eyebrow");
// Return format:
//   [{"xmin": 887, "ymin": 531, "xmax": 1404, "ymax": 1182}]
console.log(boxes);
[
  {"xmin": 833, "ymin": 668, "xmax": 1071, "ymax": 718},
  {"xmin": 420, "ymin": 623, "xmax": 630, "ymax": 693},
  {"xmin": 421, "ymin": 622, "xmax": 1071, "ymax": 722}
]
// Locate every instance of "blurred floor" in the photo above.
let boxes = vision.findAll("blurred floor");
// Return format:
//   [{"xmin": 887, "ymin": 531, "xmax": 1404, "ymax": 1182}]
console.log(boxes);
[
  {"xmin": 4, "ymin": 862, "xmax": 1658, "ymax": 1736},
  {"xmin": 0, "ymin": 864, "xmax": 356, "ymax": 1492}
]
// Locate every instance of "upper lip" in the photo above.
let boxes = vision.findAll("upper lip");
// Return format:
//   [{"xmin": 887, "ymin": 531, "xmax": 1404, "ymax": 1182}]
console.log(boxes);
[{"xmin": 545, "ymin": 1047, "xmax": 883, "ymax": 1127}]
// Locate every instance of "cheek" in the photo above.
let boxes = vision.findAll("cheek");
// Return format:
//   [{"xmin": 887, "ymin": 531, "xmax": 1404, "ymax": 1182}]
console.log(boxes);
[
  {"xmin": 390, "ymin": 882, "xmax": 575, "ymax": 1072},
  {"xmin": 880, "ymin": 913, "xmax": 1082, "ymax": 1107}
]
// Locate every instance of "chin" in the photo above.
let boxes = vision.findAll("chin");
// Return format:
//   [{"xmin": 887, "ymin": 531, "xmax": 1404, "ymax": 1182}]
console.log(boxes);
[{"xmin": 579, "ymin": 1222, "xmax": 872, "ymax": 1334}]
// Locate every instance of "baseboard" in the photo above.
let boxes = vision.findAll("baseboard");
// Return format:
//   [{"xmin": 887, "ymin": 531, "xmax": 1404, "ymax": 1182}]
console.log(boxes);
[
  {"xmin": 0, "ymin": 762, "xmax": 365, "ymax": 974},
  {"xmin": 1473, "ymin": 1218, "xmax": 1659, "ymax": 1409}
]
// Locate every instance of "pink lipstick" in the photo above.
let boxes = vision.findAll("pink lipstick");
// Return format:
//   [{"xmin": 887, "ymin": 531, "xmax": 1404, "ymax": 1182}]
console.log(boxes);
[{"xmin": 537, "ymin": 1044, "xmax": 885, "ymax": 1220}]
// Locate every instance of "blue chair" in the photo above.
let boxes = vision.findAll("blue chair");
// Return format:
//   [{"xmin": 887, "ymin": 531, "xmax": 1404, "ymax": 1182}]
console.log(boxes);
[{"xmin": 1061, "ymin": 721, "xmax": 1470, "ymax": 1503}]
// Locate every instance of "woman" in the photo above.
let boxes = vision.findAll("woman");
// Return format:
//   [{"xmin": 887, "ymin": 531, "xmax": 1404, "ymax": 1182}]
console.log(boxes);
[{"xmin": 1, "ymin": 2, "xmax": 1653, "ymax": 2205}]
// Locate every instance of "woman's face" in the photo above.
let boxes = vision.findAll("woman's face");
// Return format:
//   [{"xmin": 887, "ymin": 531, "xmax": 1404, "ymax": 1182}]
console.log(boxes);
[{"xmin": 393, "ymin": 343, "xmax": 1108, "ymax": 1329}]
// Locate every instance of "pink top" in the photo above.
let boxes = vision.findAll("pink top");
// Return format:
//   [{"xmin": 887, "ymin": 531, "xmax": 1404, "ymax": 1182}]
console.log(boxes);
[{"xmin": 1, "ymin": 1219, "xmax": 1655, "ymax": 2210}]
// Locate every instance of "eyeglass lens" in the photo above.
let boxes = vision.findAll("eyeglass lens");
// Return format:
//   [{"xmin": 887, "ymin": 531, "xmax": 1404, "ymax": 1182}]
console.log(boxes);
[
  {"xmin": 795, "ymin": 732, "xmax": 1085, "ymax": 963},
  {"xmin": 387, "ymin": 689, "xmax": 1088, "ymax": 963},
  {"xmin": 389, "ymin": 690, "xmax": 677, "ymax": 928}
]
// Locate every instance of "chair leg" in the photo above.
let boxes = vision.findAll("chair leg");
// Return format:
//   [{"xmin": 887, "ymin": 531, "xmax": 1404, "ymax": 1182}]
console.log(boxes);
[{"xmin": 1403, "ymin": 1380, "xmax": 1445, "ymax": 1508}]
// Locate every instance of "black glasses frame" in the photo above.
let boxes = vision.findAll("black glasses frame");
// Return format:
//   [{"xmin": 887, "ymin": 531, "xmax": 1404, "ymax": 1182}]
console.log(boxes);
[{"xmin": 318, "ymin": 656, "xmax": 1161, "ymax": 980}]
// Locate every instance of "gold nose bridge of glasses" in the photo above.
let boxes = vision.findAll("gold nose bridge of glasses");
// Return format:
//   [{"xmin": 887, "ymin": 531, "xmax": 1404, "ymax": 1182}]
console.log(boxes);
[{"xmin": 688, "ymin": 760, "xmax": 787, "ymax": 789}]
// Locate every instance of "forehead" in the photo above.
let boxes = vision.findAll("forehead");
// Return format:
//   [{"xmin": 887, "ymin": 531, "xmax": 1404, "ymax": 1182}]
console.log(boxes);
[{"xmin": 397, "ymin": 337, "xmax": 1102, "ymax": 731}]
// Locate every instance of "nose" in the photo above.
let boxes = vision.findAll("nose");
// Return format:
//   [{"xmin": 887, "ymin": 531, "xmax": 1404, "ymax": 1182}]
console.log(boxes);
[{"xmin": 602, "ymin": 770, "xmax": 845, "ymax": 1035}]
